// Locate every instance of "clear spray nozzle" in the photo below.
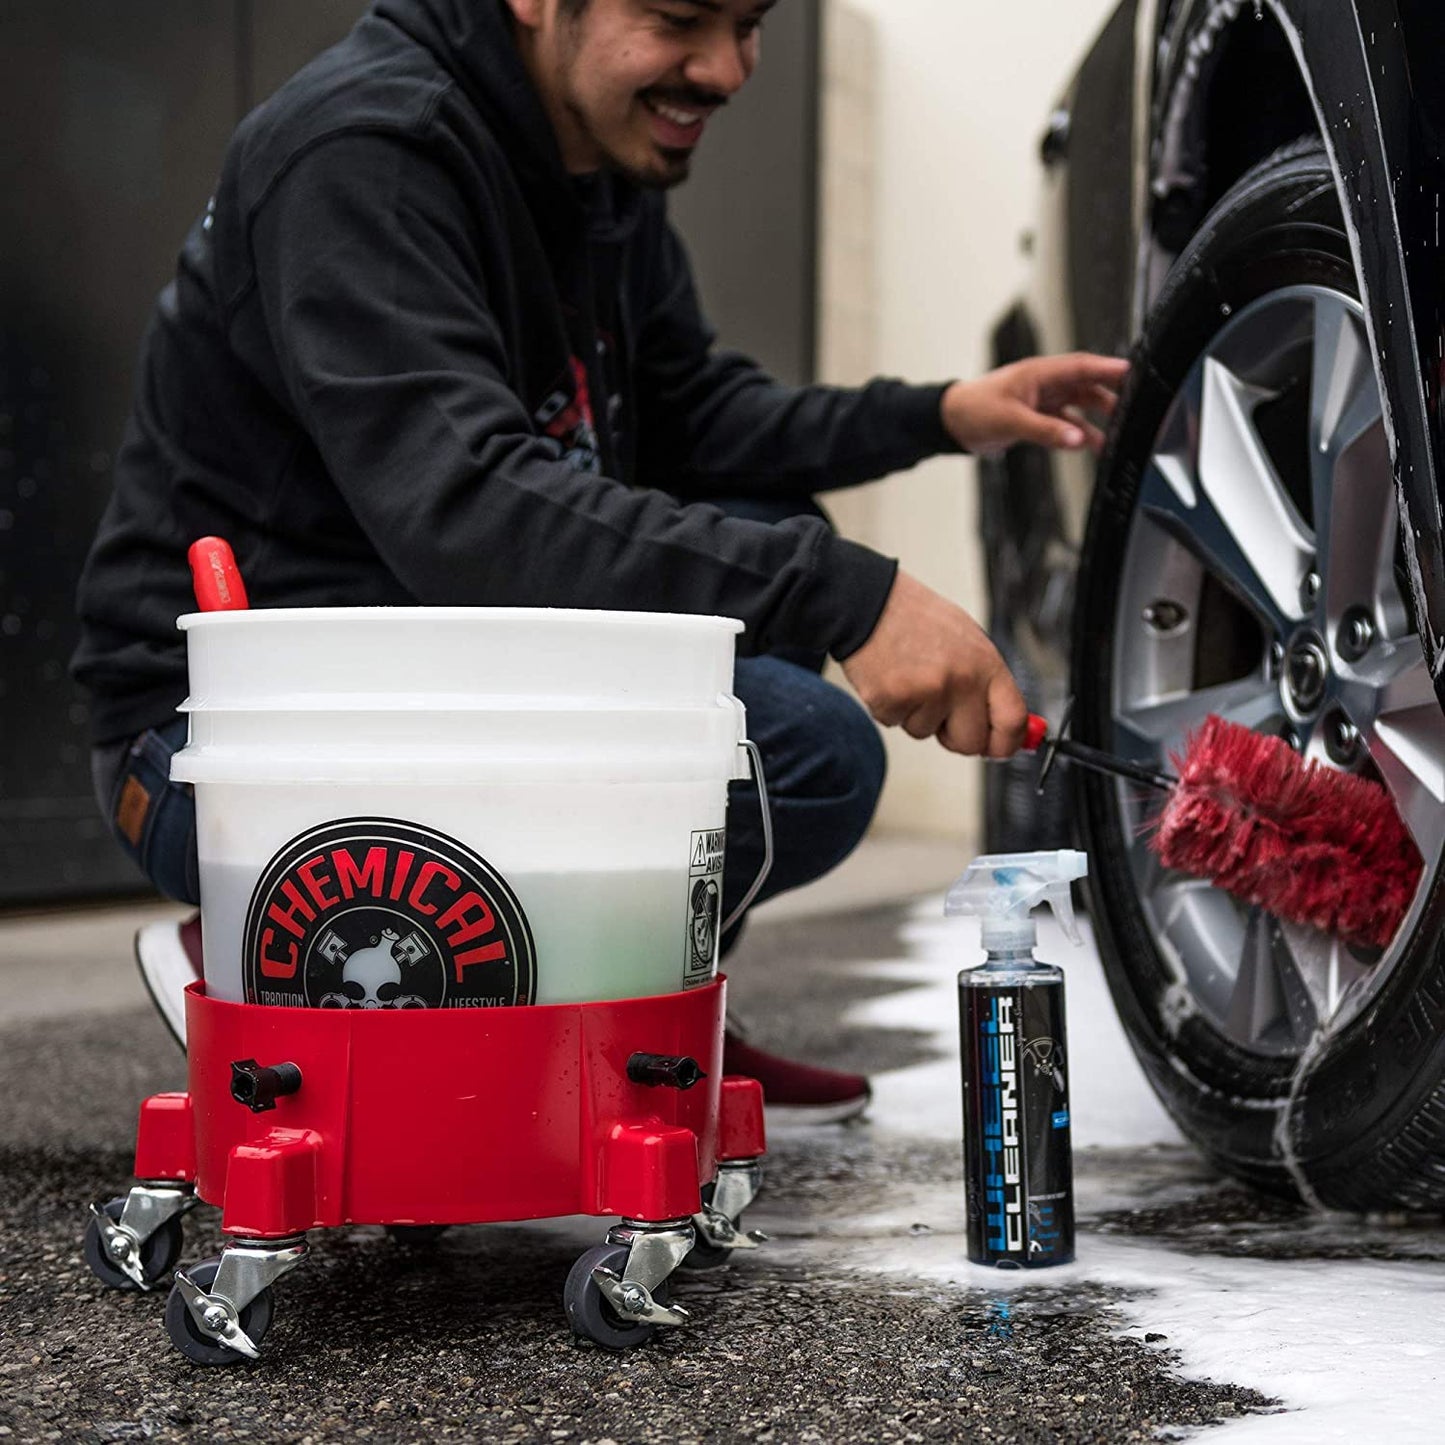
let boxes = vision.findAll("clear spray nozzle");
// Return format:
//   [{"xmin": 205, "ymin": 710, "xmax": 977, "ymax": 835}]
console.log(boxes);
[{"xmin": 944, "ymin": 849, "xmax": 1089, "ymax": 953}]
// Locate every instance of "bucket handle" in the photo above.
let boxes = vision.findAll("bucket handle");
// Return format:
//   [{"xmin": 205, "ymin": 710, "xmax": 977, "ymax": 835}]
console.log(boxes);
[{"xmin": 722, "ymin": 737, "xmax": 774, "ymax": 936}]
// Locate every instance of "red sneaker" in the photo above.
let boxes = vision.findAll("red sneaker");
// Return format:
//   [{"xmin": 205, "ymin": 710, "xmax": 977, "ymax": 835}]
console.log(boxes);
[
  {"xmin": 134, "ymin": 912, "xmax": 202, "ymax": 1051},
  {"xmin": 723, "ymin": 1030, "xmax": 871, "ymax": 1125}
]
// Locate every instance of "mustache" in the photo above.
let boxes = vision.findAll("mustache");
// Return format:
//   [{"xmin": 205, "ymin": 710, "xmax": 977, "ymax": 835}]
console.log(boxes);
[{"xmin": 640, "ymin": 85, "xmax": 729, "ymax": 111}]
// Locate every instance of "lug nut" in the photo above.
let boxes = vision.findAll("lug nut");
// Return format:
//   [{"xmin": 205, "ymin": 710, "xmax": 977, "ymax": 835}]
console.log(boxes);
[
  {"xmin": 1282, "ymin": 726, "xmax": 1302, "ymax": 752},
  {"xmin": 1337, "ymin": 608, "xmax": 1375, "ymax": 663},
  {"xmin": 1268, "ymin": 641, "xmax": 1286, "ymax": 680},
  {"xmin": 618, "ymin": 1285, "xmax": 648, "ymax": 1315},
  {"xmin": 109, "ymin": 1235, "xmax": 131, "ymax": 1258},
  {"xmin": 1325, "ymin": 711, "xmax": 1362, "ymax": 765},
  {"xmin": 202, "ymin": 1305, "xmax": 230, "ymax": 1331},
  {"xmin": 1142, "ymin": 599, "xmax": 1188, "ymax": 633},
  {"xmin": 1283, "ymin": 633, "xmax": 1329, "ymax": 714},
  {"xmin": 1300, "ymin": 569, "xmax": 1322, "ymax": 612}
]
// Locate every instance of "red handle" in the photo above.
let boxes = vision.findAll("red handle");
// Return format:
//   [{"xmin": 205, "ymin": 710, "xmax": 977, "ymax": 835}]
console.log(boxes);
[
  {"xmin": 1025, "ymin": 713, "xmax": 1049, "ymax": 752},
  {"xmin": 188, "ymin": 536, "xmax": 249, "ymax": 612}
]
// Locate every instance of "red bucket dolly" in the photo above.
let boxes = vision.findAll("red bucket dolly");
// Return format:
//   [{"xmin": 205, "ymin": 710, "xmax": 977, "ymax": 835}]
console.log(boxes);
[{"xmin": 84, "ymin": 976, "xmax": 766, "ymax": 1360}]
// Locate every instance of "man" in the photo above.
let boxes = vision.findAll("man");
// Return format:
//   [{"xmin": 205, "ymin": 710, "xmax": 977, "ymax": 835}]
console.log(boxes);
[{"xmin": 73, "ymin": 0, "xmax": 1126, "ymax": 1121}]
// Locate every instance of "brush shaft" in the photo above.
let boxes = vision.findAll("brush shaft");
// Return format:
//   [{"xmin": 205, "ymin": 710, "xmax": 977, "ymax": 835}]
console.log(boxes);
[{"xmin": 1049, "ymin": 736, "xmax": 1176, "ymax": 792}]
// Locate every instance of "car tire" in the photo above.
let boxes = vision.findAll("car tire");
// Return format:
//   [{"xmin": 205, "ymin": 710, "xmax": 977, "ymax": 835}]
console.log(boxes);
[{"xmin": 1074, "ymin": 140, "xmax": 1445, "ymax": 1210}]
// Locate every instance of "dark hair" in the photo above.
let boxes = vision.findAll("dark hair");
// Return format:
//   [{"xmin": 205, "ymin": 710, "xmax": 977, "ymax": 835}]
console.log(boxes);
[{"xmin": 558, "ymin": 0, "xmax": 589, "ymax": 12}]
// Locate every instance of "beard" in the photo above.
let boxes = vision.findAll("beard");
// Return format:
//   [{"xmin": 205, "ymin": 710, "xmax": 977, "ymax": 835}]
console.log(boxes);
[
  {"xmin": 592, "ymin": 84, "xmax": 725, "ymax": 191},
  {"xmin": 611, "ymin": 146, "xmax": 693, "ymax": 191}
]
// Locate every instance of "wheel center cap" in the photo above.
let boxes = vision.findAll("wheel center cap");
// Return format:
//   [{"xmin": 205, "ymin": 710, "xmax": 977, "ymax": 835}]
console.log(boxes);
[{"xmin": 1285, "ymin": 633, "xmax": 1329, "ymax": 713}]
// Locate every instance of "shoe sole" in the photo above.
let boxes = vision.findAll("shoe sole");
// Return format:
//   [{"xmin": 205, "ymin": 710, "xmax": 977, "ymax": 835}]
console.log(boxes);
[{"xmin": 134, "ymin": 921, "xmax": 192, "ymax": 1053}]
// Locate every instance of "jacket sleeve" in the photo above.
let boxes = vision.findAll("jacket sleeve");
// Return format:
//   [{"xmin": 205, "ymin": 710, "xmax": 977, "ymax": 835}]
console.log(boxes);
[
  {"xmin": 632, "ymin": 218, "xmax": 961, "ymax": 500},
  {"xmin": 243, "ymin": 135, "xmax": 896, "ymax": 660}
]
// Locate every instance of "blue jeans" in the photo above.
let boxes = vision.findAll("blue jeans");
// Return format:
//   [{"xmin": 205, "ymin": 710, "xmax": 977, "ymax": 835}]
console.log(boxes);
[{"xmin": 91, "ymin": 716, "xmax": 199, "ymax": 906}]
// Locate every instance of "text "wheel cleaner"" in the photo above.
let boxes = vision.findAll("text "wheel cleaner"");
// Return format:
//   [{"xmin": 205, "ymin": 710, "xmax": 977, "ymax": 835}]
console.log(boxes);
[{"xmin": 948, "ymin": 850, "xmax": 1088, "ymax": 1268}]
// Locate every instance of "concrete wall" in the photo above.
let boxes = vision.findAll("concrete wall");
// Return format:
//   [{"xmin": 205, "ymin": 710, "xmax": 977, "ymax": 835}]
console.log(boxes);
[{"xmin": 818, "ymin": 0, "xmax": 1121, "ymax": 842}]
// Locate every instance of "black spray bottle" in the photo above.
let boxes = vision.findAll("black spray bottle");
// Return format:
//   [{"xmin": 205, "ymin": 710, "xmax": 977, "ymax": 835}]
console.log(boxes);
[{"xmin": 947, "ymin": 849, "xmax": 1088, "ymax": 1268}]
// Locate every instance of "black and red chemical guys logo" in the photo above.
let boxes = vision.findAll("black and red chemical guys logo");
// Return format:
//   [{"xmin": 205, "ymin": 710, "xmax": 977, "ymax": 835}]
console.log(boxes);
[{"xmin": 241, "ymin": 819, "xmax": 537, "ymax": 1010}]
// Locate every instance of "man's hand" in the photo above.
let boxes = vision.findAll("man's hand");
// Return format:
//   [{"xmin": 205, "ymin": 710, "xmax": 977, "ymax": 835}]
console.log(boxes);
[
  {"xmin": 942, "ymin": 352, "xmax": 1129, "ymax": 456},
  {"xmin": 841, "ymin": 571, "xmax": 1028, "ymax": 758}
]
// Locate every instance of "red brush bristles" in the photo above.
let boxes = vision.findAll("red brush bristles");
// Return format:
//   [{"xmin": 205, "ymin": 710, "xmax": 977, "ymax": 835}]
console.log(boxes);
[{"xmin": 1150, "ymin": 715, "xmax": 1423, "ymax": 949}]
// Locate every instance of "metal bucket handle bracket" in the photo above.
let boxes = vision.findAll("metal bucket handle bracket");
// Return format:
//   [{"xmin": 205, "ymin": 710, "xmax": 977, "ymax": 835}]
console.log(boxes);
[{"xmin": 722, "ymin": 736, "xmax": 773, "ymax": 936}]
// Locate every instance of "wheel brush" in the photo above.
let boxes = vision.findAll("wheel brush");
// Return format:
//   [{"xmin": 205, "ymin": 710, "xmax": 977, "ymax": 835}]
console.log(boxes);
[{"xmin": 1024, "ymin": 709, "xmax": 1423, "ymax": 949}]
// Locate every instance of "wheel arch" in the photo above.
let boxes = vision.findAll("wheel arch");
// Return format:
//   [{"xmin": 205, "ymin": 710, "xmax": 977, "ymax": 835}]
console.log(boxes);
[
  {"xmin": 1146, "ymin": 0, "xmax": 1445, "ymax": 702},
  {"xmin": 1149, "ymin": 1, "xmax": 1319, "ymax": 261}
]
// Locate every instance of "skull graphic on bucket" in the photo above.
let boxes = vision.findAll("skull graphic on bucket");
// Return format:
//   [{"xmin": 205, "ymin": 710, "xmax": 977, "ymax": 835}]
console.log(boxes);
[{"xmin": 241, "ymin": 818, "xmax": 537, "ymax": 1009}]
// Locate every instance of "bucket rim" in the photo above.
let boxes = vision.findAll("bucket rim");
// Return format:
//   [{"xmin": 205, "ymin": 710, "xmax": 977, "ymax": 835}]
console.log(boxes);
[
  {"xmin": 177, "ymin": 696, "xmax": 745, "ymax": 714},
  {"xmin": 178, "ymin": 606, "xmax": 745, "ymax": 634}
]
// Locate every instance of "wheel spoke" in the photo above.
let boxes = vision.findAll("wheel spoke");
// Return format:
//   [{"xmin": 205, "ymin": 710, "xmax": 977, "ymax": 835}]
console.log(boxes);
[
  {"xmin": 1140, "ymin": 370, "xmax": 1307, "ymax": 639},
  {"xmin": 1310, "ymin": 296, "xmax": 1393, "ymax": 629},
  {"xmin": 1223, "ymin": 909, "xmax": 1292, "ymax": 1047},
  {"xmin": 1139, "ymin": 459, "xmax": 1293, "ymax": 635},
  {"xmin": 1335, "ymin": 641, "xmax": 1445, "ymax": 860},
  {"xmin": 1366, "ymin": 711, "xmax": 1445, "ymax": 863},
  {"xmin": 1151, "ymin": 878, "xmax": 1247, "ymax": 1025},
  {"xmin": 1309, "ymin": 293, "xmax": 1380, "ymax": 467},
  {"xmin": 1352, "ymin": 638, "xmax": 1439, "ymax": 713},
  {"xmin": 1279, "ymin": 921, "xmax": 1374, "ymax": 1033},
  {"xmin": 1114, "ymin": 675, "xmax": 1282, "ymax": 767},
  {"xmin": 1194, "ymin": 357, "xmax": 1313, "ymax": 628}
]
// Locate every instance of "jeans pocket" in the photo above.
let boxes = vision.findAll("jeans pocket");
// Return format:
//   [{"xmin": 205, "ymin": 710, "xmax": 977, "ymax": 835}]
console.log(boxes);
[{"xmin": 109, "ymin": 727, "xmax": 200, "ymax": 905}]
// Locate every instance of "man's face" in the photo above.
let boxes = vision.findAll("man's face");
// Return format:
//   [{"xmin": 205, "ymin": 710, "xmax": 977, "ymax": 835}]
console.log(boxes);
[{"xmin": 520, "ymin": 0, "xmax": 774, "ymax": 189}]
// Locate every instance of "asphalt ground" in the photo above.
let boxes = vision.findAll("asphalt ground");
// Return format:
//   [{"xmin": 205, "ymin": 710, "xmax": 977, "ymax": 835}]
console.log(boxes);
[{"xmin": 0, "ymin": 902, "xmax": 1289, "ymax": 1444}]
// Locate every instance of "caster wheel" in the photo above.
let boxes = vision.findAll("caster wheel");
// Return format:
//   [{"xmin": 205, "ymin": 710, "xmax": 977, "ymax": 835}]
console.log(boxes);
[
  {"xmin": 679, "ymin": 1236, "xmax": 733, "ymax": 1271},
  {"xmin": 164, "ymin": 1259, "xmax": 274, "ymax": 1366},
  {"xmin": 564, "ymin": 1243, "xmax": 667, "ymax": 1350},
  {"xmin": 385, "ymin": 1224, "xmax": 449, "ymax": 1247},
  {"xmin": 83, "ymin": 1198, "xmax": 184, "ymax": 1291}
]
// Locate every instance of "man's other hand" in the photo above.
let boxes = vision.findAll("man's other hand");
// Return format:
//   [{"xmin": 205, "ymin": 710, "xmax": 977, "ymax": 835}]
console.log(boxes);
[
  {"xmin": 841, "ymin": 571, "xmax": 1028, "ymax": 758},
  {"xmin": 942, "ymin": 352, "xmax": 1129, "ymax": 456}
]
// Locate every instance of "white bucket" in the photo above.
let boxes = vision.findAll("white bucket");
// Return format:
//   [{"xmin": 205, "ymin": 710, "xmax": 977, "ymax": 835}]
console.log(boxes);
[{"xmin": 170, "ymin": 607, "xmax": 749, "ymax": 1008}]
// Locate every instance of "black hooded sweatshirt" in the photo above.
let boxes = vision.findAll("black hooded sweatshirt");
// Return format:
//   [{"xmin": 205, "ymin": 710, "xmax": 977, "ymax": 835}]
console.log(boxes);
[{"xmin": 72, "ymin": 0, "xmax": 959, "ymax": 744}]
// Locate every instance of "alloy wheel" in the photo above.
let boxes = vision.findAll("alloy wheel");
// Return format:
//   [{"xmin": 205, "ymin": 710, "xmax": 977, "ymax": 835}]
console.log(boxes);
[{"xmin": 1109, "ymin": 285, "xmax": 1445, "ymax": 1056}]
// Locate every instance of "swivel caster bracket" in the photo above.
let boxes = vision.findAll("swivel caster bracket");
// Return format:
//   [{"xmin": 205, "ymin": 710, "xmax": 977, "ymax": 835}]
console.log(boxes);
[
  {"xmin": 174, "ymin": 1237, "xmax": 308, "ymax": 1359},
  {"xmin": 87, "ymin": 1183, "xmax": 197, "ymax": 1290},
  {"xmin": 598, "ymin": 1219, "xmax": 697, "ymax": 1327},
  {"xmin": 693, "ymin": 1158, "xmax": 767, "ymax": 1252}
]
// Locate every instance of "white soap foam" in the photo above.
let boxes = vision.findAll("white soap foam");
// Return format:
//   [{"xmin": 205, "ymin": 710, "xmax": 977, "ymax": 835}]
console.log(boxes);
[{"xmin": 819, "ymin": 894, "xmax": 1445, "ymax": 1442}]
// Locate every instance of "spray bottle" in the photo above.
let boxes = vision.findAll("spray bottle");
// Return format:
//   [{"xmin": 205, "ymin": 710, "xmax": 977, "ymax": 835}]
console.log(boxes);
[{"xmin": 947, "ymin": 849, "xmax": 1088, "ymax": 1268}]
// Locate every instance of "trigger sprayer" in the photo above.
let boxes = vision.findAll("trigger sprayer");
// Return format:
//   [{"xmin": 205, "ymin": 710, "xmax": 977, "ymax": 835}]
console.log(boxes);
[{"xmin": 947, "ymin": 849, "xmax": 1088, "ymax": 1269}]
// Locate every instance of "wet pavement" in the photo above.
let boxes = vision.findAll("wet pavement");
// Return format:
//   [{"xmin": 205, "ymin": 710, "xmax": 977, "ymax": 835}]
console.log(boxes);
[{"xmin": 1, "ymin": 897, "xmax": 1438, "ymax": 1440}]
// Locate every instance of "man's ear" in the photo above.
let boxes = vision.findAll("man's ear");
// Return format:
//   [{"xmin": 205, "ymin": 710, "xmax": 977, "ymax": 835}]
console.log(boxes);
[{"xmin": 503, "ymin": 0, "xmax": 546, "ymax": 29}]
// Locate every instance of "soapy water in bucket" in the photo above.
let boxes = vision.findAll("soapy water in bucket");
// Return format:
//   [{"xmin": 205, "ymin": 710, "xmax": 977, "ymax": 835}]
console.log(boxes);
[{"xmin": 199, "ymin": 864, "xmax": 722, "ymax": 1008}]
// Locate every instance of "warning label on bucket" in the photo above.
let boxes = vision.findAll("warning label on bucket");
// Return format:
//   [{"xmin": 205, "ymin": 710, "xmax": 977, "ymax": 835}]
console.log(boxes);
[{"xmin": 685, "ymin": 827, "xmax": 725, "ymax": 988}]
